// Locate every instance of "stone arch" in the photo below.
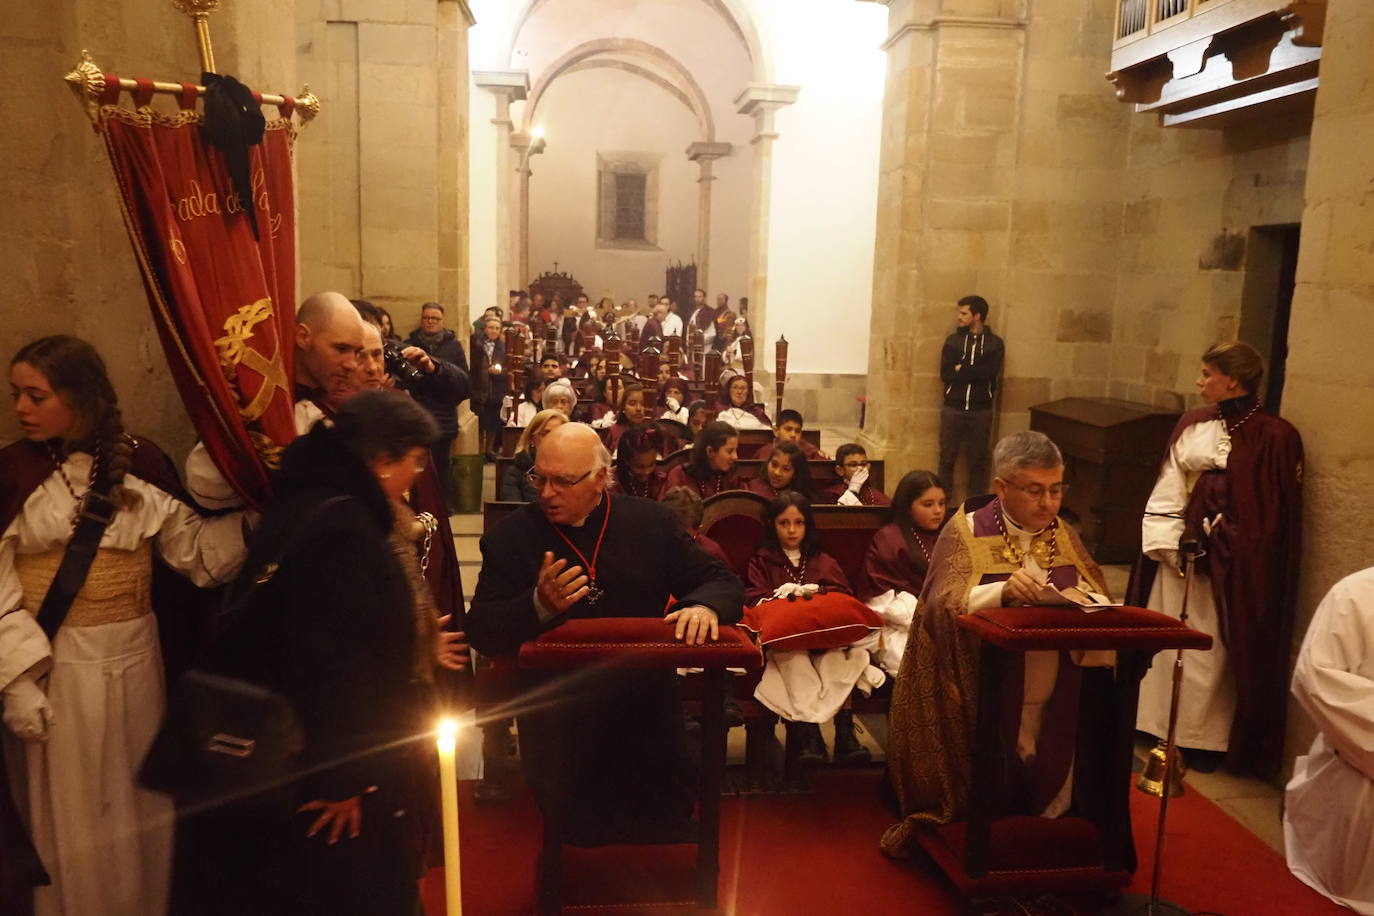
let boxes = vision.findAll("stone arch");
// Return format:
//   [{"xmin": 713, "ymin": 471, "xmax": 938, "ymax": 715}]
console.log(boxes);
[
  {"xmin": 505, "ymin": 0, "xmax": 771, "ymax": 83},
  {"xmin": 522, "ymin": 38, "xmax": 716, "ymax": 140}
]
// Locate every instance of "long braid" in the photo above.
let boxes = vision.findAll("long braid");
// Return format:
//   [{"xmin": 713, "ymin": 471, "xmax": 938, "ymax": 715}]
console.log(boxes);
[{"xmin": 97, "ymin": 401, "xmax": 140, "ymax": 510}]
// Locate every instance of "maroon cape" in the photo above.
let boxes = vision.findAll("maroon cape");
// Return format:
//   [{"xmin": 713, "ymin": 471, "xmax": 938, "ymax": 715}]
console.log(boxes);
[
  {"xmin": 0, "ymin": 436, "xmax": 206, "ymax": 910},
  {"xmin": 744, "ymin": 547, "xmax": 852, "ymax": 605},
  {"xmin": 818, "ymin": 480, "xmax": 890, "ymax": 507},
  {"xmin": 611, "ymin": 469, "xmax": 668, "ymax": 501},
  {"xmin": 1125, "ymin": 398, "xmax": 1303, "ymax": 778},
  {"xmin": 660, "ymin": 464, "xmax": 742, "ymax": 500},
  {"xmin": 855, "ymin": 522, "xmax": 937, "ymax": 603}
]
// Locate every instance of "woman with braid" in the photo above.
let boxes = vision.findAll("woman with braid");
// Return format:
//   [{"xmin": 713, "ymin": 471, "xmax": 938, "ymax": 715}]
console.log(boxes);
[{"xmin": 0, "ymin": 336, "xmax": 248, "ymax": 916}]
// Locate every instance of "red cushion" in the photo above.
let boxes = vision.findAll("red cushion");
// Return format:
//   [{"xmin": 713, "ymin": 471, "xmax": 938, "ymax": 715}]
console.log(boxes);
[
  {"xmin": 518, "ymin": 618, "xmax": 763, "ymax": 671},
  {"xmin": 740, "ymin": 591, "xmax": 882, "ymax": 651},
  {"xmin": 959, "ymin": 605, "xmax": 1214, "ymax": 652}
]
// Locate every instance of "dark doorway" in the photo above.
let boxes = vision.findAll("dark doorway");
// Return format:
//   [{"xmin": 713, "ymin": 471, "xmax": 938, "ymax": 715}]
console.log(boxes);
[{"xmin": 1238, "ymin": 224, "xmax": 1300, "ymax": 413}]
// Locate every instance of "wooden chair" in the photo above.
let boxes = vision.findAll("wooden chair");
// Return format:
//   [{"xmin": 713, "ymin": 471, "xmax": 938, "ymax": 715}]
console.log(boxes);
[{"xmin": 700, "ymin": 491, "xmax": 770, "ymax": 579}]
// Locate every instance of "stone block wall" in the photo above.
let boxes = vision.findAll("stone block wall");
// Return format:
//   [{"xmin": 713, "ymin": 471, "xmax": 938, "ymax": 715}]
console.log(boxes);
[
  {"xmin": 0, "ymin": 1, "xmax": 296, "ymax": 455},
  {"xmin": 296, "ymin": 0, "xmax": 472, "ymax": 325},
  {"xmin": 1276, "ymin": 0, "xmax": 1374, "ymax": 765}
]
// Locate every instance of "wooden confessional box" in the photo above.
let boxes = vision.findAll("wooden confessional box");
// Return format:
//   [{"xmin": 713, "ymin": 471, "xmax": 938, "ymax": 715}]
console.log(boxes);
[{"xmin": 1029, "ymin": 398, "xmax": 1180, "ymax": 565}]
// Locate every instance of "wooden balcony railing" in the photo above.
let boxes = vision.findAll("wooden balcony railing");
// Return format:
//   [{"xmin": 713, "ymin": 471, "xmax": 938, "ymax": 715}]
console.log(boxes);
[{"xmin": 1108, "ymin": 0, "xmax": 1326, "ymax": 127}]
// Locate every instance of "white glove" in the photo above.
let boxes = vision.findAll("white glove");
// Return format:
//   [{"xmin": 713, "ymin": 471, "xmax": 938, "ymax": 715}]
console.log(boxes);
[
  {"xmin": 665, "ymin": 397, "xmax": 680, "ymax": 413},
  {"xmin": 837, "ymin": 490, "xmax": 862, "ymax": 507},
  {"xmin": 591, "ymin": 412, "xmax": 616, "ymax": 429},
  {"xmin": 772, "ymin": 582, "xmax": 805, "ymax": 599},
  {"xmin": 3, "ymin": 675, "xmax": 54, "ymax": 743},
  {"xmin": 500, "ymin": 396, "xmax": 514, "ymax": 423},
  {"xmin": 847, "ymin": 466, "xmax": 869, "ymax": 494},
  {"xmin": 800, "ymin": 583, "xmax": 821, "ymax": 597}
]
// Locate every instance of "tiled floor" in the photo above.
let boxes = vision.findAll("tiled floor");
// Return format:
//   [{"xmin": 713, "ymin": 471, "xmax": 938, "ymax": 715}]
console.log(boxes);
[{"xmin": 448, "ymin": 431, "xmax": 1288, "ymax": 857}]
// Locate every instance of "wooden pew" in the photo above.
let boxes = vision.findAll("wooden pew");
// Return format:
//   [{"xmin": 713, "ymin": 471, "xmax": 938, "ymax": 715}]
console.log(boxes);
[{"xmin": 733, "ymin": 428, "xmax": 821, "ymax": 459}]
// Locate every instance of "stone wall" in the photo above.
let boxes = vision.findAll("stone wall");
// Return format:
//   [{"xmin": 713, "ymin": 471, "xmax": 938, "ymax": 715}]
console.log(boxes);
[
  {"xmin": 1277, "ymin": 0, "xmax": 1374, "ymax": 764},
  {"xmin": 861, "ymin": 0, "xmax": 1129, "ymax": 492},
  {"xmin": 1107, "ymin": 112, "xmax": 1311, "ymax": 409},
  {"xmin": 295, "ymin": 0, "xmax": 472, "ymax": 323},
  {"xmin": 0, "ymin": 1, "xmax": 297, "ymax": 456}
]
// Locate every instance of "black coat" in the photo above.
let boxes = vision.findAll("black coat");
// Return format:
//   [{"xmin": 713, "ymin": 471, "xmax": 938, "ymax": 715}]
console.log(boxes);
[
  {"xmin": 498, "ymin": 449, "xmax": 537, "ymax": 502},
  {"xmin": 940, "ymin": 326, "xmax": 1004, "ymax": 411},
  {"xmin": 403, "ymin": 328, "xmax": 470, "ymax": 438},
  {"xmin": 468, "ymin": 333, "xmax": 508, "ymax": 413},
  {"xmin": 172, "ymin": 423, "xmax": 426, "ymax": 915},
  {"xmin": 468, "ymin": 493, "xmax": 743, "ymax": 844}
]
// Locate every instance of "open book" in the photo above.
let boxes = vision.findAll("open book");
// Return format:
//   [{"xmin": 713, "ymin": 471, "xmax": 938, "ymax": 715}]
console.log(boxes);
[{"xmin": 1031, "ymin": 582, "xmax": 1124, "ymax": 612}]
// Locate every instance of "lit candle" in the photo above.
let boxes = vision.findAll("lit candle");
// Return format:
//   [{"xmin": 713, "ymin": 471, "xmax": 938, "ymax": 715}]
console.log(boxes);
[{"xmin": 436, "ymin": 718, "xmax": 462, "ymax": 915}]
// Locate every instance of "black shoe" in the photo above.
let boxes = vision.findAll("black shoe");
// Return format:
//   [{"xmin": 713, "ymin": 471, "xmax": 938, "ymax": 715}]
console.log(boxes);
[
  {"xmin": 796, "ymin": 723, "xmax": 827, "ymax": 765},
  {"xmin": 724, "ymin": 697, "xmax": 745, "ymax": 729},
  {"xmin": 1182, "ymin": 747, "xmax": 1225, "ymax": 773},
  {"xmin": 832, "ymin": 710, "xmax": 872, "ymax": 765}
]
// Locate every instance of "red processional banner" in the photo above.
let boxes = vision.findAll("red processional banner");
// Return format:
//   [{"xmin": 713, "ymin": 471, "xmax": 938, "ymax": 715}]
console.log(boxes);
[{"xmin": 92, "ymin": 76, "xmax": 300, "ymax": 509}]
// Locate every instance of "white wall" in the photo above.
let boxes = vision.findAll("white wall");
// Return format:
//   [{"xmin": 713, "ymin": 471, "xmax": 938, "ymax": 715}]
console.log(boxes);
[
  {"xmin": 753, "ymin": 0, "xmax": 887, "ymax": 375},
  {"xmin": 464, "ymin": 0, "xmax": 887, "ymax": 374},
  {"xmin": 467, "ymin": 80, "xmax": 499, "ymax": 325}
]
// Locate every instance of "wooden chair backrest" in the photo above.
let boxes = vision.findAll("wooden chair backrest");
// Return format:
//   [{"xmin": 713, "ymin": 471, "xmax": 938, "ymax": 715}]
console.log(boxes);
[
  {"xmin": 732, "ymin": 428, "xmax": 821, "ymax": 459},
  {"xmin": 483, "ymin": 500, "xmax": 525, "ymax": 533},
  {"xmin": 700, "ymin": 494, "xmax": 887, "ymax": 586},
  {"xmin": 500, "ymin": 426, "xmax": 522, "ymax": 456},
  {"xmin": 731, "ymin": 458, "xmax": 885, "ymax": 494},
  {"xmin": 812, "ymin": 505, "xmax": 889, "ymax": 586}
]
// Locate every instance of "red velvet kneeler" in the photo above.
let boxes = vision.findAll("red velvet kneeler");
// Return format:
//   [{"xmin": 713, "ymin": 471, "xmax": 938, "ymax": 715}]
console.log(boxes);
[
  {"xmin": 916, "ymin": 606, "xmax": 1211, "ymax": 905},
  {"xmin": 518, "ymin": 619, "xmax": 762, "ymax": 913}
]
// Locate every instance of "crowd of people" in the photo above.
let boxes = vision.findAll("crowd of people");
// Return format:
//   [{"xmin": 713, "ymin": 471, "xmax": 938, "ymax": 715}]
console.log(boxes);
[{"xmin": 6, "ymin": 283, "xmax": 1368, "ymax": 915}]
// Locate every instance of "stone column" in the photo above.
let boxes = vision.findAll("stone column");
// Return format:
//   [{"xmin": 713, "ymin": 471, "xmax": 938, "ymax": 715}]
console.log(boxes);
[
  {"xmin": 437, "ymin": 1, "xmax": 476, "ymax": 308},
  {"xmin": 686, "ymin": 141, "xmax": 732, "ymax": 293},
  {"xmin": 734, "ymin": 84, "xmax": 799, "ymax": 351},
  {"xmin": 474, "ymin": 70, "xmax": 530, "ymax": 308},
  {"xmin": 859, "ymin": 0, "xmax": 1027, "ymax": 485},
  {"xmin": 509, "ymin": 131, "xmax": 544, "ymax": 290}
]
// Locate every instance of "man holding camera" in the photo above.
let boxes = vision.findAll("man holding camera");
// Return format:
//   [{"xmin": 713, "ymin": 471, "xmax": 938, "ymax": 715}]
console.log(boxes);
[{"xmin": 405, "ymin": 302, "xmax": 472, "ymax": 505}]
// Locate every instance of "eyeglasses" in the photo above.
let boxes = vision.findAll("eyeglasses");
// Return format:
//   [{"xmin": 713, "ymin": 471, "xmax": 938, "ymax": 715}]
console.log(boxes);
[
  {"xmin": 1003, "ymin": 480, "xmax": 1069, "ymax": 501},
  {"xmin": 525, "ymin": 468, "xmax": 594, "ymax": 491}
]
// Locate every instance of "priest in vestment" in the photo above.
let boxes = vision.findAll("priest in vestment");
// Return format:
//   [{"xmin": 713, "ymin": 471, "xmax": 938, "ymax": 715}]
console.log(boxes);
[
  {"xmin": 1284, "ymin": 566, "xmax": 1374, "ymax": 915},
  {"xmin": 882, "ymin": 431, "xmax": 1113, "ymax": 858}
]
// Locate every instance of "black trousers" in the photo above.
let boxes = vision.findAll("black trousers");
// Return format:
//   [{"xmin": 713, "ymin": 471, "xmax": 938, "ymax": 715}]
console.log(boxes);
[
  {"xmin": 938, "ymin": 406, "xmax": 994, "ymax": 498},
  {"xmin": 430, "ymin": 436, "xmax": 455, "ymax": 505}
]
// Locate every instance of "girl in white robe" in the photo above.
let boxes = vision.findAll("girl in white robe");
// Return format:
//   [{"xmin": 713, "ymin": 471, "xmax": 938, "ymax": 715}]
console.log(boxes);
[
  {"xmin": 1284, "ymin": 567, "xmax": 1374, "ymax": 915},
  {"xmin": 1, "ymin": 336, "xmax": 246, "ymax": 916}
]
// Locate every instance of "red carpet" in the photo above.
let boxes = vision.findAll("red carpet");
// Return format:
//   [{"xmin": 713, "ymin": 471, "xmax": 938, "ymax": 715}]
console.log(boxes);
[{"xmin": 419, "ymin": 771, "xmax": 1345, "ymax": 914}]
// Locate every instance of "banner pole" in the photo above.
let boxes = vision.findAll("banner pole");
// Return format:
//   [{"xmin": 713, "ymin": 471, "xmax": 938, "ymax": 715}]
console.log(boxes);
[{"xmin": 172, "ymin": 0, "xmax": 220, "ymax": 74}]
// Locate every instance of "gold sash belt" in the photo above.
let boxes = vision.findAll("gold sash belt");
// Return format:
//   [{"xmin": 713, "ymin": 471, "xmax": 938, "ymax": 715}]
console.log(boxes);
[{"xmin": 15, "ymin": 540, "xmax": 154, "ymax": 628}]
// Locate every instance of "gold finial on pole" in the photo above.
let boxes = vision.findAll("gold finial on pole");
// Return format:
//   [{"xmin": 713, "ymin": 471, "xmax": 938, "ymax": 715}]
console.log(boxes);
[
  {"xmin": 64, "ymin": 50, "xmax": 107, "ymax": 125},
  {"xmin": 295, "ymin": 85, "xmax": 321, "ymax": 126},
  {"xmin": 171, "ymin": 0, "xmax": 221, "ymax": 74}
]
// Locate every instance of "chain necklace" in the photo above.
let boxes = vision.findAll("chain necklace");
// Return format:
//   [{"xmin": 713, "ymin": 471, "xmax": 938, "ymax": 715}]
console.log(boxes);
[
  {"xmin": 1222, "ymin": 400, "xmax": 1261, "ymax": 434},
  {"xmin": 783, "ymin": 552, "xmax": 809, "ymax": 585},
  {"xmin": 992, "ymin": 499, "xmax": 1058, "ymax": 568},
  {"xmin": 625, "ymin": 475, "xmax": 651, "ymax": 499},
  {"xmin": 549, "ymin": 496, "xmax": 613, "ymax": 605},
  {"xmin": 47, "ymin": 442, "xmax": 101, "ymax": 529},
  {"xmin": 415, "ymin": 512, "xmax": 438, "ymax": 576},
  {"xmin": 699, "ymin": 473, "xmax": 725, "ymax": 498},
  {"xmin": 908, "ymin": 526, "xmax": 933, "ymax": 564}
]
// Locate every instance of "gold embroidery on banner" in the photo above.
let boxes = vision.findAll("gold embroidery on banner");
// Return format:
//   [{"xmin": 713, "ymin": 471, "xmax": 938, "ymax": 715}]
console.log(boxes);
[
  {"xmin": 214, "ymin": 299, "xmax": 292, "ymax": 422},
  {"xmin": 170, "ymin": 236, "xmax": 188, "ymax": 265},
  {"xmin": 248, "ymin": 431, "xmax": 284, "ymax": 471}
]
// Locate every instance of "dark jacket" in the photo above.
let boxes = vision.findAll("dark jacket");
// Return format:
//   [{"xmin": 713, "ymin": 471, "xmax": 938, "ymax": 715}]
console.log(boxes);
[
  {"xmin": 468, "ymin": 334, "xmax": 508, "ymax": 411},
  {"xmin": 940, "ymin": 326, "xmax": 1004, "ymax": 411},
  {"xmin": 403, "ymin": 329, "xmax": 471, "ymax": 438},
  {"xmin": 499, "ymin": 450, "xmax": 537, "ymax": 502},
  {"xmin": 217, "ymin": 423, "xmax": 424, "ymax": 803}
]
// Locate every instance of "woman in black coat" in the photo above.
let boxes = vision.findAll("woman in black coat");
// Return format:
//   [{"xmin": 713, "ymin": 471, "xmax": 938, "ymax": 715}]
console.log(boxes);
[{"xmin": 172, "ymin": 391, "xmax": 446, "ymax": 916}]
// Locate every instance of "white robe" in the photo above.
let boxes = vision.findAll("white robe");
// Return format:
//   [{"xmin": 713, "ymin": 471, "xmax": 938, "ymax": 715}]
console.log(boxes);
[
  {"xmin": 0, "ymin": 456, "xmax": 246, "ymax": 916},
  {"xmin": 716, "ymin": 407, "xmax": 769, "ymax": 431},
  {"xmin": 1135, "ymin": 418, "xmax": 1236, "ymax": 750},
  {"xmin": 1284, "ymin": 567, "xmax": 1374, "ymax": 914}
]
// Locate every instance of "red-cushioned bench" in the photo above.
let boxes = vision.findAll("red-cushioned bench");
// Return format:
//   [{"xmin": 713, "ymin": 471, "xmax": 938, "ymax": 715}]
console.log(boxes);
[
  {"xmin": 914, "ymin": 605, "xmax": 1211, "ymax": 907},
  {"xmin": 517, "ymin": 618, "xmax": 763, "ymax": 913}
]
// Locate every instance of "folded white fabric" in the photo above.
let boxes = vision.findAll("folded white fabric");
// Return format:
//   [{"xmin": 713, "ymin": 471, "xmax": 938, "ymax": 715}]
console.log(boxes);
[{"xmin": 754, "ymin": 646, "xmax": 886, "ymax": 723}]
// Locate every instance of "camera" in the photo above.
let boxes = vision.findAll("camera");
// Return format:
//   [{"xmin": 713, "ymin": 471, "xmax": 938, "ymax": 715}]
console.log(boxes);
[{"xmin": 384, "ymin": 342, "xmax": 426, "ymax": 385}]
